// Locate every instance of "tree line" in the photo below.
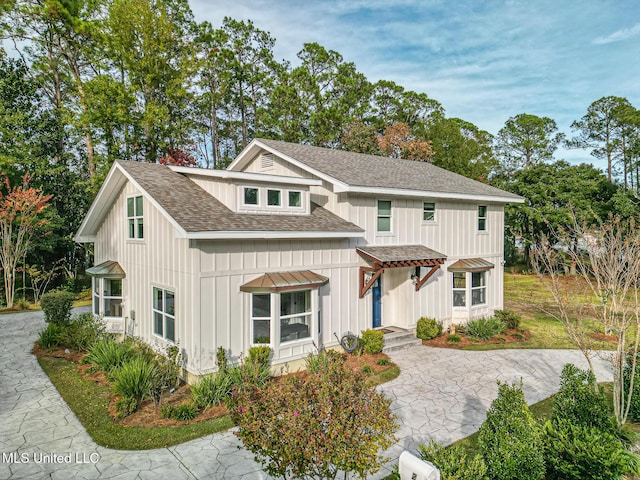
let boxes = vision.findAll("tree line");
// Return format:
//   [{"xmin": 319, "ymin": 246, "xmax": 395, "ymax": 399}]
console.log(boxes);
[{"xmin": 0, "ymin": 0, "xmax": 639, "ymax": 302}]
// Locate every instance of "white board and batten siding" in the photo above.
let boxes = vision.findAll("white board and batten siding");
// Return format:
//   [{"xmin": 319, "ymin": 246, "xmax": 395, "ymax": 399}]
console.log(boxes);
[{"xmin": 93, "ymin": 181, "xmax": 203, "ymax": 375}]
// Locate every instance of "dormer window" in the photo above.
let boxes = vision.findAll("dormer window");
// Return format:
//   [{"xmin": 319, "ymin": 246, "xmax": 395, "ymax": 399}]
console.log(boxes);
[
  {"xmin": 127, "ymin": 195, "xmax": 143, "ymax": 239},
  {"xmin": 244, "ymin": 187, "xmax": 259, "ymax": 206},
  {"xmin": 288, "ymin": 191, "xmax": 301, "ymax": 208},
  {"xmin": 267, "ymin": 189, "xmax": 281, "ymax": 206}
]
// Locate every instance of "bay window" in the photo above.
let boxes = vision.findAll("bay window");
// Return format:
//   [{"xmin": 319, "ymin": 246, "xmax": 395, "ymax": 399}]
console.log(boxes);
[
  {"xmin": 471, "ymin": 271, "xmax": 487, "ymax": 305},
  {"xmin": 280, "ymin": 290, "xmax": 311, "ymax": 343}
]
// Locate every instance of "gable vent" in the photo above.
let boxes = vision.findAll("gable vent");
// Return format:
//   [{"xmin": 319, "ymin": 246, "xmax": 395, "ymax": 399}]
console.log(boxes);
[{"xmin": 260, "ymin": 153, "xmax": 274, "ymax": 170}]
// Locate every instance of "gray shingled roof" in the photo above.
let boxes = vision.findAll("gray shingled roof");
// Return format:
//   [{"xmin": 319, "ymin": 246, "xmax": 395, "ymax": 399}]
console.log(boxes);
[
  {"xmin": 117, "ymin": 161, "xmax": 363, "ymax": 234},
  {"xmin": 257, "ymin": 138, "xmax": 521, "ymax": 200}
]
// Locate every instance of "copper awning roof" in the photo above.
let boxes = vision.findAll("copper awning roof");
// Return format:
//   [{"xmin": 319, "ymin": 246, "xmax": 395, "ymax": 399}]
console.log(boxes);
[
  {"xmin": 240, "ymin": 270, "xmax": 329, "ymax": 293},
  {"xmin": 85, "ymin": 260, "xmax": 126, "ymax": 277},
  {"xmin": 356, "ymin": 245, "xmax": 447, "ymax": 268},
  {"xmin": 448, "ymin": 258, "xmax": 495, "ymax": 272}
]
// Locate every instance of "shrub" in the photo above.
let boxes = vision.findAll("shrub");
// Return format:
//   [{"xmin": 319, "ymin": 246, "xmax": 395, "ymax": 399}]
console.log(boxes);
[
  {"xmin": 160, "ymin": 403, "xmax": 174, "ymax": 419},
  {"xmin": 216, "ymin": 346, "xmax": 228, "ymax": 372},
  {"xmin": 624, "ymin": 350, "xmax": 640, "ymax": 422},
  {"xmin": 465, "ymin": 317, "xmax": 505, "ymax": 340},
  {"xmin": 231, "ymin": 350, "xmax": 397, "ymax": 480},
  {"xmin": 86, "ymin": 339, "xmax": 134, "ymax": 373},
  {"xmin": 161, "ymin": 402, "xmax": 198, "ymax": 421},
  {"xmin": 416, "ymin": 317, "xmax": 442, "ymax": 340},
  {"xmin": 115, "ymin": 396, "xmax": 137, "ymax": 418},
  {"xmin": 376, "ymin": 358, "xmax": 391, "ymax": 366},
  {"xmin": 419, "ymin": 440, "xmax": 488, "ymax": 480},
  {"xmin": 191, "ymin": 373, "xmax": 233, "ymax": 408},
  {"xmin": 59, "ymin": 313, "xmax": 106, "ymax": 351},
  {"xmin": 447, "ymin": 333, "xmax": 461, "ymax": 343},
  {"xmin": 493, "ymin": 309, "xmax": 521, "ymax": 329},
  {"xmin": 361, "ymin": 329, "xmax": 384, "ymax": 354},
  {"xmin": 248, "ymin": 346, "xmax": 271, "ymax": 369},
  {"xmin": 225, "ymin": 359, "xmax": 271, "ymax": 392},
  {"xmin": 111, "ymin": 356, "xmax": 158, "ymax": 404},
  {"xmin": 40, "ymin": 290, "xmax": 75, "ymax": 324},
  {"xmin": 478, "ymin": 381, "xmax": 545, "ymax": 480},
  {"xmin": 362, "ymin": 365, "xmax": 373, "ymax": 374},
  {"xmin": 37, "ymin": 322, "xmax": 65, "ymax": 348},
  {"xmin": 544, "ymin": 419, "xmax": 640, "ymax": 480},
  {"xmin": 552, "ymin": 364, "xmax": 613, "ymax": 433},
  {"xmin": 14, "ymin": 298, "xmax": 31, "ymax": 310}
]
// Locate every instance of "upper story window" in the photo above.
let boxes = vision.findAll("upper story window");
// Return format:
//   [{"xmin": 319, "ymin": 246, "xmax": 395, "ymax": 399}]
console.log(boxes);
[
  {"xmin": 478, "ymin": 205, "xmax": 487, "ymax": 231},
  {"xmin": 377, "ymin": 200, "xmax": 392, "ymax": 233},
  {"xmin": 244, "ymin": 187, "xmax": 259, "ymax": 206},
  {"xmin": 288, "ymin": 191, "xmax": 302, "ymax": 208},
  {"xmin": 127, "ymin": 195, "xmax": 143, "ymax": 239},
  {"xmin": 423, "ymin": 202, "xmax": 436, "ymax": 222},
  {"xmin": 267, "ymin": 189, "xmax": 281, "ymax": 206},
  {"xmin": 153, "ymin": 287, "xmax": 175, "ymax": 342}
]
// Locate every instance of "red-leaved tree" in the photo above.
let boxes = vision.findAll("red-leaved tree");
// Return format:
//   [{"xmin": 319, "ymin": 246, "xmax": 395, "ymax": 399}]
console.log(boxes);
[
  {"xmin": 378, "ymin": 122, "xmax": 434, "ymax": 162},
  {"xmin": 0, "ymin": 173, "xmax": 52, "ymax": 308},
  {"xmin": 158, "ymin": 147, "xmax": 197, "ymax": 167}
]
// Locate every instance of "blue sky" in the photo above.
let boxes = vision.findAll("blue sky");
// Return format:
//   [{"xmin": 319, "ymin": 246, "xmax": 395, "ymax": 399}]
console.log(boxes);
[{"xmin": 191, "ymin": 0, "xmax": 640, "ymax": 171}]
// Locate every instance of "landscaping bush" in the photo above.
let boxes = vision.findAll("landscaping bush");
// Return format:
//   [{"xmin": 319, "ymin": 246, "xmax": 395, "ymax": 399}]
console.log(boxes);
[
  {"xmin": 377, "ymin": 358, "xmax": 391, "ymax": 366},
  {"xmin": 361, "ymin": 329, "xmax": 384, "ymax": 354},
  {"xmin": 544, "ymin": 419, "xmax": 640, "ymax": 480},
  {"xmin": 416, "ymin": 317, "xmax": 442, "ymax": 340},
  {"xmin": 465, "ymin": 317, "xmax": 505, "ymax": 340},
  {"xmin": 624, "ymin": 350, "xmax": 640, "ymax": 422},
  {"xmin": 40, "ymin": 290, "xmax": 75, "ymax": 324},
  {"xmin": 216, "ymin": 346, "xmax": 228, "ymax": 372},
  {"xmin": 447, "ymin": 333, "xmax": 461, "ymax": 343},
  {"xmin": 59, "ymin": 313, "xmax": 105, "ymax": 351},
  {"xmin": 161, "ymin": 402, "xmax": 199, "ymax": 421},
  {"xmin": 419, "ymin": 440, "xmax": 488, "ymax": 480},
  {"xmin": 362, "ymin": 365, "xmax": 373, "ymax": 374},
  {"xmin": 86, "ymin": 339, "xmax": 134, "ymax": 373},
  {"xmin": 115, "ymin": 396, "xmax": 137, "ymax": 418},
  {"xmin": 37, "ymin": 322, "xmax": 66, "ymax": 348},
  {"xmin": 248, "ymin": 346, "xmax": 271, "ymax": 369},
  {"xmin": 493, "ymin": 309, "xmax": 521, "ymax": 329},
  {"xmin": 111, "ymin": 356, "xmax": 158, "ymax": 404},
  {"xmin": 230, "ymin": 349, "xmax": 397, "ymax": 480},
  {"xmin": 225, "ymin": 359, "xmax": 271, "ymax": 392},
  {"xmin": 191, "ymin": 372, "xmax": 233, "ymax": 408},
  {"xmin": 478, "ymin": 381, "xmax": 545, "ymax": 480}
]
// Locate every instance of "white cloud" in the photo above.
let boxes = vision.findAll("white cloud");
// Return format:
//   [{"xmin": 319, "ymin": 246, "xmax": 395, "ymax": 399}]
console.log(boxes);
[{"xmin": 593, "ymin": 22, "xmax": 640, "ymax": 45}]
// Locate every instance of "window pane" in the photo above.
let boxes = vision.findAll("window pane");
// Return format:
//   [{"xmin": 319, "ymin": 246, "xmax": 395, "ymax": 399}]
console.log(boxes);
[
  {"xmin": 106, "ymin": 278, "xmax": 122, "ymax": 296},
  {"xmin": 378, "ymin": 200, "xmax": 391, "ymax": 216},
  {"xmin": 472, "ymin": 272, "xmax": 485, "ymax": 287},
  {"xmin": 377, "ymin": 217, "xmax": 391, "ymax": 232},
  {"xmin": 93, "ymin": 294, "xmax": 100, "ymax": 315},
  {"xmin": 253, "ymin": 320, "xmax": 270, "ymax": 344},
  {"xmin": 165, "ymin": 316, "xmax": 175, "ymax": 342},
  {"xmin": 281, "ymin": 315, "xmax": 311, "ymax": 342},
  {"xmin": 127, "ymin": 197, "xmax": 134, "ymax": 217},
  {"xmin": 128, "ymin": 219, "xmax": 135, "ymax": 238},
  {"xmin": 137, "ymin": 219, "xmax": 144, "ymax": 238},
  {"xmin": 135, "ymin": 195, "xmax": 143, "ymax": 216},
  {"xmin": 289, "ymin": 191, "xmax": 301, "ymax": 207},
  {"xmin": 153, "ymin": 287, "xmax": 163, "ymax": 311},
  {"xmin": 452, "ymin": 272, "xmax": 466, "ymax": 288},
  {"xmin": 423, "ymin": 203, "xmax": 435, "ymax": 221},
  {"xmin": 267, "ymin": 190, "xmax": 281, "ymax": 206},
  {"xmin": 281, "ymin": 290, "xmax": 310, "ymax": 316},
  {"xmin": 165, "ymin": 290, "xmax": 175, "ymax": 315},
  {"xmin": 104, "ymin": 297, "xmax": 122, "ymax": 317},
  {"xmin": 154, "ymin": 311, "xmax": 164, "ymax": 336},
  {"xmin": 472, "ymin": 287, "xmax": 486, "ymax": 305},
  {"xmin": 252, "ymin": 294, "xmax": 271, "ymax": 317},
  {"xmin": 478, "ymin": 218, "xmax": 486, "ymax": 231},
  {"xmin": 478, "ymin": 205, "xmax": 487, "ymax": 217},
  {"xmin": 453, "ymin": 290, "xmax": 466, "ymax": 307},
  {"xmin": 244, "ymin": 187, "xmax": 258, "ymax": 205}
]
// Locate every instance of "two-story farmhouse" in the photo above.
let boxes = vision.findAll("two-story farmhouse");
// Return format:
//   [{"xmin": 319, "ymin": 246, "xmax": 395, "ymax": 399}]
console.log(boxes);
[{"xmin": 75, "ymin": 139, "xmax": 523, "ymax": 378}]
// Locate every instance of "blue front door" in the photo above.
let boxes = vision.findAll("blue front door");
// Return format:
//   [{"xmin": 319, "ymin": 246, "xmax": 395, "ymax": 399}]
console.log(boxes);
[{"xmin": 372, "ymin": 278, "xmax": 382, "ymax": 328}]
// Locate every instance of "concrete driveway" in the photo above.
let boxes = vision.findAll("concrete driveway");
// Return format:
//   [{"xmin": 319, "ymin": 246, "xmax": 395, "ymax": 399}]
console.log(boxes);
[{"xmin": 0, "ymin": 309, "xmax": 612, "ymax": 479}]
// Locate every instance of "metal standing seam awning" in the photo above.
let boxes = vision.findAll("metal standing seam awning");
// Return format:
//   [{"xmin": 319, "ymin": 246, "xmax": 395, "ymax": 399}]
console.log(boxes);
[
  {"xmin": 240, "ymin": 270, "xmax": 329, "ymax": 293},
  {"xmin": 447, "ymin": 258, "xmax": 495, "ymax": 272},
  {"xmin": 85, "ymin": 260, "xmax": 126, "ymax": 277},
  {"xmin": 356, "ymin": 245, "xmax": 447, "ymax": 297}
]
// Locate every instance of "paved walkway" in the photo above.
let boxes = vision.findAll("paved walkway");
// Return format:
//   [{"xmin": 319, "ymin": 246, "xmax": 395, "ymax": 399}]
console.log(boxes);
[{"xmin": 0, "ymin": 310, "xmax": 613, "ymax": 479}]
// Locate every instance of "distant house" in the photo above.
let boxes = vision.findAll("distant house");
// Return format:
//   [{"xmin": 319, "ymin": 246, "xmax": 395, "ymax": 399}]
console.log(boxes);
[{"xmin": 75, "ymin": 139, "xmax": 523, "ymax": 379}]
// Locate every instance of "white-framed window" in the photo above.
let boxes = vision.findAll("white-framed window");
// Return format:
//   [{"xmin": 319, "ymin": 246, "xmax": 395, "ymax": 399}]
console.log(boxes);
[
  {"xmin": 377, "ymin": 200, "xmax": 392, "ymax": 232},
  {"xmin": 423, "ymin": 202, "xmax": 436, "ymax": 222},
  {"xmin": 288, "ymin": 191, "xmax": 302, "ymax": 208},
  {"xmin": 267, "ymin": 189, "xmax": 281, "ymax": 206},
  {"xmin": 251, "ymin": 293, "xmax": 271, "ymax": 344},
  {"xmin": 153, "ymin": 287, "xmax": 175, "ymax": 342},
  {"xmin": 93, "ymin": 277, "xmax": 123, "ymax": 317},
  {"xmin": 478, "ymin": 205, "xmax": 487, "ymax": 231},
  {"xmin": 243, "ymin": 187, "xmax": 259, "ymax": 206},
  {"xmin": 471, "ymin": 271, "xmax": 487, "ymax": 305},
  {"xmin": 452, "ymin": 272, "xmax": 466, "ymax": 307},
  {"xmin": 280, "ymin": 290, "xmax": 311, "ymax": 343},
  {"xmin": 127, "ymin": 195, "xmax": 144, "ymax": 239}
]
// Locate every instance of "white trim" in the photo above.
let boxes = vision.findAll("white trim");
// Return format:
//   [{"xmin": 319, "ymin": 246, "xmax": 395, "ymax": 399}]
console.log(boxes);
[
  {"xmin": 170, "ymin": 164, "xmax": 322, "ymax": 186},
  {"xmin": 180, "ymin": 230, "xmax": 365, "ymax": 240},
  {"xmin": 336, "ymin": 184, "xmax": 524, "ymax": 203}
]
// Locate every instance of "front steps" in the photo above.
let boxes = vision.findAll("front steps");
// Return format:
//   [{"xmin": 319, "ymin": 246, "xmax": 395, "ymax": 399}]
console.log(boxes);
[{"xmin": 381, "ymin": 327, "xmax": 422, "ymax": 353}]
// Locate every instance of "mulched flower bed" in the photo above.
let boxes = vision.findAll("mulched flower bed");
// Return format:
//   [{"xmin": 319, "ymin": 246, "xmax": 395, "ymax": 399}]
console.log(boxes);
[{"xmin": 424, "ymin": 328, "xmax": 532, "ymax": 349}]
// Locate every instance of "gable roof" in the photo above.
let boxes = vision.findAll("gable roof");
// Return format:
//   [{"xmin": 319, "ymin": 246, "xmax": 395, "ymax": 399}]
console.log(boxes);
[
  {"xmin": 230, "ymin": 138, "xmax": 523, "ymax": 203},
  {"xmin": 75, "ymin": 161, "xmax": 363, "ymax": 242}
]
